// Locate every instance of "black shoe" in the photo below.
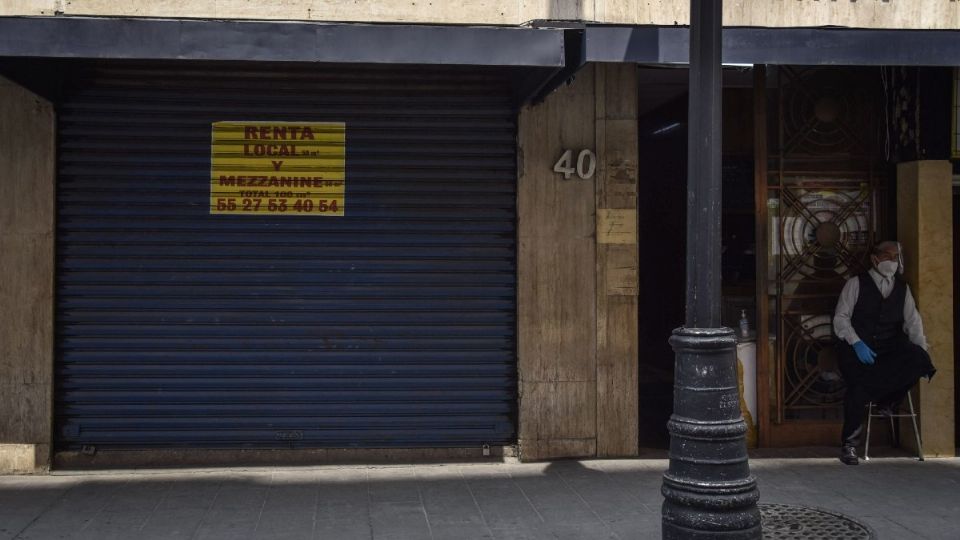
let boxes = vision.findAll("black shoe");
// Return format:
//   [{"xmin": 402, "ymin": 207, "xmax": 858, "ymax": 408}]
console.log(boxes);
[{"xmin": 840, "ymin": 446, "xmax": 859, "ymax": 465}]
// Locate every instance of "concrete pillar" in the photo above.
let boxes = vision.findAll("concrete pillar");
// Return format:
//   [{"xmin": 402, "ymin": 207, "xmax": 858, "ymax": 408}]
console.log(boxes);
[
  {"xmin": 897, "ymin": 160, "xmax": 955, "ymax": 458},
  {"xmin": 518, "ymin": 66, "xmax": 599, "ymax": 461},
  {"xmin": 517, "ymin": 64, "xmax": 639, "ymax": 460},
  {"xmin": 0, "ymin": 76, "xmax": 55, "ymax": 473},
  {"xmin": 594, "ymin": 63, "xmax": 639, "ymax": 457}
]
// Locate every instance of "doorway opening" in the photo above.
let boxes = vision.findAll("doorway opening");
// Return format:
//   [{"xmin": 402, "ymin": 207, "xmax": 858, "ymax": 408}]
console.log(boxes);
[{"xmin": 636, "ymin": 66, "xmax": 757, "ymax": 448}]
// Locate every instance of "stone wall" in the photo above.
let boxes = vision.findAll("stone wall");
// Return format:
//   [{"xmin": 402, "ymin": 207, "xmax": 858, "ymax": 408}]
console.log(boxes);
[
  {"xmin": 517, "ymin": 64, "xmax": 639, "ymax": 460},
  {"xmin": 0, "ymin": 76, "xmax": 56, "ymax": 473},
  {"xmin": 897, "ymin": 160, "xmax": 956, "ymax": 458},
  {"xmin": 2, "ymin": 1, "xmax": 957, "ymax": 29}
]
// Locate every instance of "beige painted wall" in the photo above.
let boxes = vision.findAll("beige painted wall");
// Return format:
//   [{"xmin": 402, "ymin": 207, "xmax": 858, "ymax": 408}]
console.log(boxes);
[
  {"xmin": 3, "ymin": 1, "xmax": 959, "ymax": 29},
  {"xmin": 897, "ymin": 160, "xmax": 955, "ymax": 458},
  {"xmin": 517, "ymin": 63, "xmax": 639, "ymax": 461},
  {"xmin": 0, "ymin": 76, "xmax": 56, "ymax": 474}
]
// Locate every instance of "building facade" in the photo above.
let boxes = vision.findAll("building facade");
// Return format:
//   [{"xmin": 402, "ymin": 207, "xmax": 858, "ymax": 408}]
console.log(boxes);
[{"xmin": 0, "ymin": 1, "xmax": 956, "ymax": 472}]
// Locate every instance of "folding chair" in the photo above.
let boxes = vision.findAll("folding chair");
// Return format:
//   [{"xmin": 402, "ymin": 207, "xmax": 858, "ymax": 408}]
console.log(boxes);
[{"xmin": 863, "ymin": 390, "xmax": 923, "ymax": 461}]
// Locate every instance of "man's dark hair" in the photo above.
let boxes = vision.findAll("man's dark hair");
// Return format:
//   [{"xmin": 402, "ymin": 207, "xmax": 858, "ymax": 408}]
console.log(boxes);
[{"xmin": 871, "ymin": 240, "xmax": 899, "ymax": 256}]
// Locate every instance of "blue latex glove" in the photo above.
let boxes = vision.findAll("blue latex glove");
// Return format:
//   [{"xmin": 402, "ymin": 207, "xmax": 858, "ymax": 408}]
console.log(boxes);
[{"xmin": 853, "ymin": 341, "xmax": 876, "ymax": 365}]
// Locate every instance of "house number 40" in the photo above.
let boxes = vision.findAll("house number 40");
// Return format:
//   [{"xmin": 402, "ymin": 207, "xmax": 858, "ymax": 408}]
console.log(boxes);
[{"xmin": 553, "ymin": 149, "xmax": 597, "ymax": 180}]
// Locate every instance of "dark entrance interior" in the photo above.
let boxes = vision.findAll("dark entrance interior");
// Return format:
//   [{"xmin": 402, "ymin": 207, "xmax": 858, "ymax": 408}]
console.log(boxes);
[
  {"xmin": 636, "ymin": 67, "xmax": 756, "ymax": 448},
  {"xmin": 638, "ymin": 65, "xmax": 958, "ymax": 450}
]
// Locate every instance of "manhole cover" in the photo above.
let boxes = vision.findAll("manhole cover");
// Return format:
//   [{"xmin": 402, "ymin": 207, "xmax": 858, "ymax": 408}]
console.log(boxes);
[{"xmin": 759, "ymin": 503, "xmax": 874, "ymax": 539}]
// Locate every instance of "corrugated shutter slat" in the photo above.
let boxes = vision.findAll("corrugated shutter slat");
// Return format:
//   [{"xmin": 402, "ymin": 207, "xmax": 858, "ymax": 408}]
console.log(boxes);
[{"xmin": 55, "ymin": 63, "xmax": 517, "ymax": 450}]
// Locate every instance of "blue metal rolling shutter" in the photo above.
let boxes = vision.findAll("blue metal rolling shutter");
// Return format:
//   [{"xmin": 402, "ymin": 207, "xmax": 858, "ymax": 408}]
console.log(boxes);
[{"xmin": 55, "ymin": 62, "xmax": 517, "ymax": 450}]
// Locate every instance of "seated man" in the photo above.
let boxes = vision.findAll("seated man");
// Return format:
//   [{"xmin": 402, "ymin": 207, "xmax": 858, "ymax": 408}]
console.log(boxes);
[{"xmin": 832, "ymin": 241, "xmax": 936, "ymax": 465}]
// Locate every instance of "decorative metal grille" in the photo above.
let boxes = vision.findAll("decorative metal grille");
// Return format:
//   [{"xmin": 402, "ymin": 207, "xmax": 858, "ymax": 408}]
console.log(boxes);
[
  {"xmin": 768, "ymin": 67, "xmax": 885, "ymax": 423},
  {"xmin": 777, "ymin": 182, "xmax": 874, "ymax": 417},
  {"xmin": 779, "ymin": 67, "xmax": 872, "ymax": 157}
]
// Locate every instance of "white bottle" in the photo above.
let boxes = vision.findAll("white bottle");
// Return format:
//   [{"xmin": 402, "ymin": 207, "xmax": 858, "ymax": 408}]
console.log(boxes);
[{"xmin": 738, "ymin": 309, "xmax": 750, "ymax": 338}]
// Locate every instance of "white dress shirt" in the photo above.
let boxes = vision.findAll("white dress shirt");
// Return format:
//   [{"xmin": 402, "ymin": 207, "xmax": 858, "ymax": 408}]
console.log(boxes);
[{"xmin": 832, "ymin": 269, "xmax": 928, "ymax": 350}]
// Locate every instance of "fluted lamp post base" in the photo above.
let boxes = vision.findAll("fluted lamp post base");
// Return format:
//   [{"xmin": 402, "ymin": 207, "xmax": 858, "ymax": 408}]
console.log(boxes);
[{"xmin": 661, "ymin": 327, "xmax": 761, "ymax": 539}]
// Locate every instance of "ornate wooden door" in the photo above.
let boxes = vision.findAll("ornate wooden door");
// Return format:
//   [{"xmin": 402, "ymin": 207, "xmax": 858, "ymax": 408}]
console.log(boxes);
[{"xmin": 757, "ymin": 66, "xmax": 887, "ymax": 445}]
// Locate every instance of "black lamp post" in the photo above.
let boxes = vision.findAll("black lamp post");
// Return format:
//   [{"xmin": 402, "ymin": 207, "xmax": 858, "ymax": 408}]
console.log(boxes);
[{"xmin": 660, "ymin": 1, "xmax": 761, "ymax": 538}]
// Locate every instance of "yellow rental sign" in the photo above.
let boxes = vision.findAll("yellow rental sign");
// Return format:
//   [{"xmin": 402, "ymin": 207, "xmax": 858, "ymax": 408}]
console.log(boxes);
[{"xmin": 210, "ymin": 121, "xmax": 345, "ymax": 216}]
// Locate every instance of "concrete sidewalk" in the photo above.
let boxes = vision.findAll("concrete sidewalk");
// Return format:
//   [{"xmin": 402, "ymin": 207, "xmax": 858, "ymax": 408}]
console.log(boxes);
[{"xmin": 1, "ymin": 453, "xmax": 958, "ymax": 540}]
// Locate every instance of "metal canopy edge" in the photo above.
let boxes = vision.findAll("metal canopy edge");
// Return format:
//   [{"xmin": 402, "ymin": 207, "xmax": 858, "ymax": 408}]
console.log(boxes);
[
  {"xmin": 0, "ymin": 16, "xmax": 566, "ymax": 67},
  {"xmin": 586, "ymin": 26, "xmax": 960, "ymax": 66},
  {"xmin": 6, "ymin": 17, "xmax": 960, "ymax": 67}
]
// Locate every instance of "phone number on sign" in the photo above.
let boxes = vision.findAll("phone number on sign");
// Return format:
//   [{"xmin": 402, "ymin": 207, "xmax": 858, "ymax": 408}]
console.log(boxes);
[{"xmin": 214, "ymin": 198, "xmax": 340, "ymax": 213}]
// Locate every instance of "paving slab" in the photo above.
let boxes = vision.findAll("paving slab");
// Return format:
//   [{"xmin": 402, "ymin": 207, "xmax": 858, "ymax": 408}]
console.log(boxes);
[{"xmin": 0, "ymin": 453, "xmax": 958, "ymax": 539}]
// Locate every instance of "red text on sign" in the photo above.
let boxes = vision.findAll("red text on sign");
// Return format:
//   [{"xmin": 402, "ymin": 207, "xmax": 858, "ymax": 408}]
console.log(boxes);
[{"xmin": 243, "ymin": 126, "xmax": 316, "ymax": 140}]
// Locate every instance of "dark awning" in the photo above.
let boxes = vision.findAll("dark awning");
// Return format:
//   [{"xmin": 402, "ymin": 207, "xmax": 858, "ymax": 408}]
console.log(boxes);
[
  {"xmin": 5, "ymin": 17, "xmax": 960, "ymax": 68},
  {"xmin": 0, "ymin": 16, "xmax": 565, "ymax": 67},
  {"xmin": 586, "ymin": 26, "xmax": 960, "ymax": 66}
]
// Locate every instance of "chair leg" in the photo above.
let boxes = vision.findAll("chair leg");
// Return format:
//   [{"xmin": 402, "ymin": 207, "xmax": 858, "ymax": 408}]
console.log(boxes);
[
  {"xmin": 907, "ymin": 392, "xmax": 924, "ymax": 462},
  {"xmin": 864, "ymin": 402, "xmax": 873, "ymax": 461},
  {"xmin": 890, "ymin": 414, "xmax": 898, "ymax": 448}
]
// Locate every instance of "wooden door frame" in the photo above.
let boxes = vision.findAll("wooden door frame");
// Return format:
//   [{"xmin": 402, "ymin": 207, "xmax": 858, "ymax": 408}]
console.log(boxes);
[{"xmin": 753, "ymin": 65, "xmax": 771, "ymax": 447}]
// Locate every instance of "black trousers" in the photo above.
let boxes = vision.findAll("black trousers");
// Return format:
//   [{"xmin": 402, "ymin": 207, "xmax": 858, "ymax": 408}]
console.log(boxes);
[{"xmin": 838, "ymin": 338, "xmax": 935, "ymax": 445}]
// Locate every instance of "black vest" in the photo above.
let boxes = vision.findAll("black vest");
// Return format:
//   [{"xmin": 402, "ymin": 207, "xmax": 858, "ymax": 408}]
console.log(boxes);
[{"xmin": 851, "ymin": 272, "xmax": 907, "ymax": 350}]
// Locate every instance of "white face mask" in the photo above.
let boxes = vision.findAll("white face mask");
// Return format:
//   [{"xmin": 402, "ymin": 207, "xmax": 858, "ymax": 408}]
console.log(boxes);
[{"xmin": 876, "ymin": 260, "xmax": 898, "ymax": 277}]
